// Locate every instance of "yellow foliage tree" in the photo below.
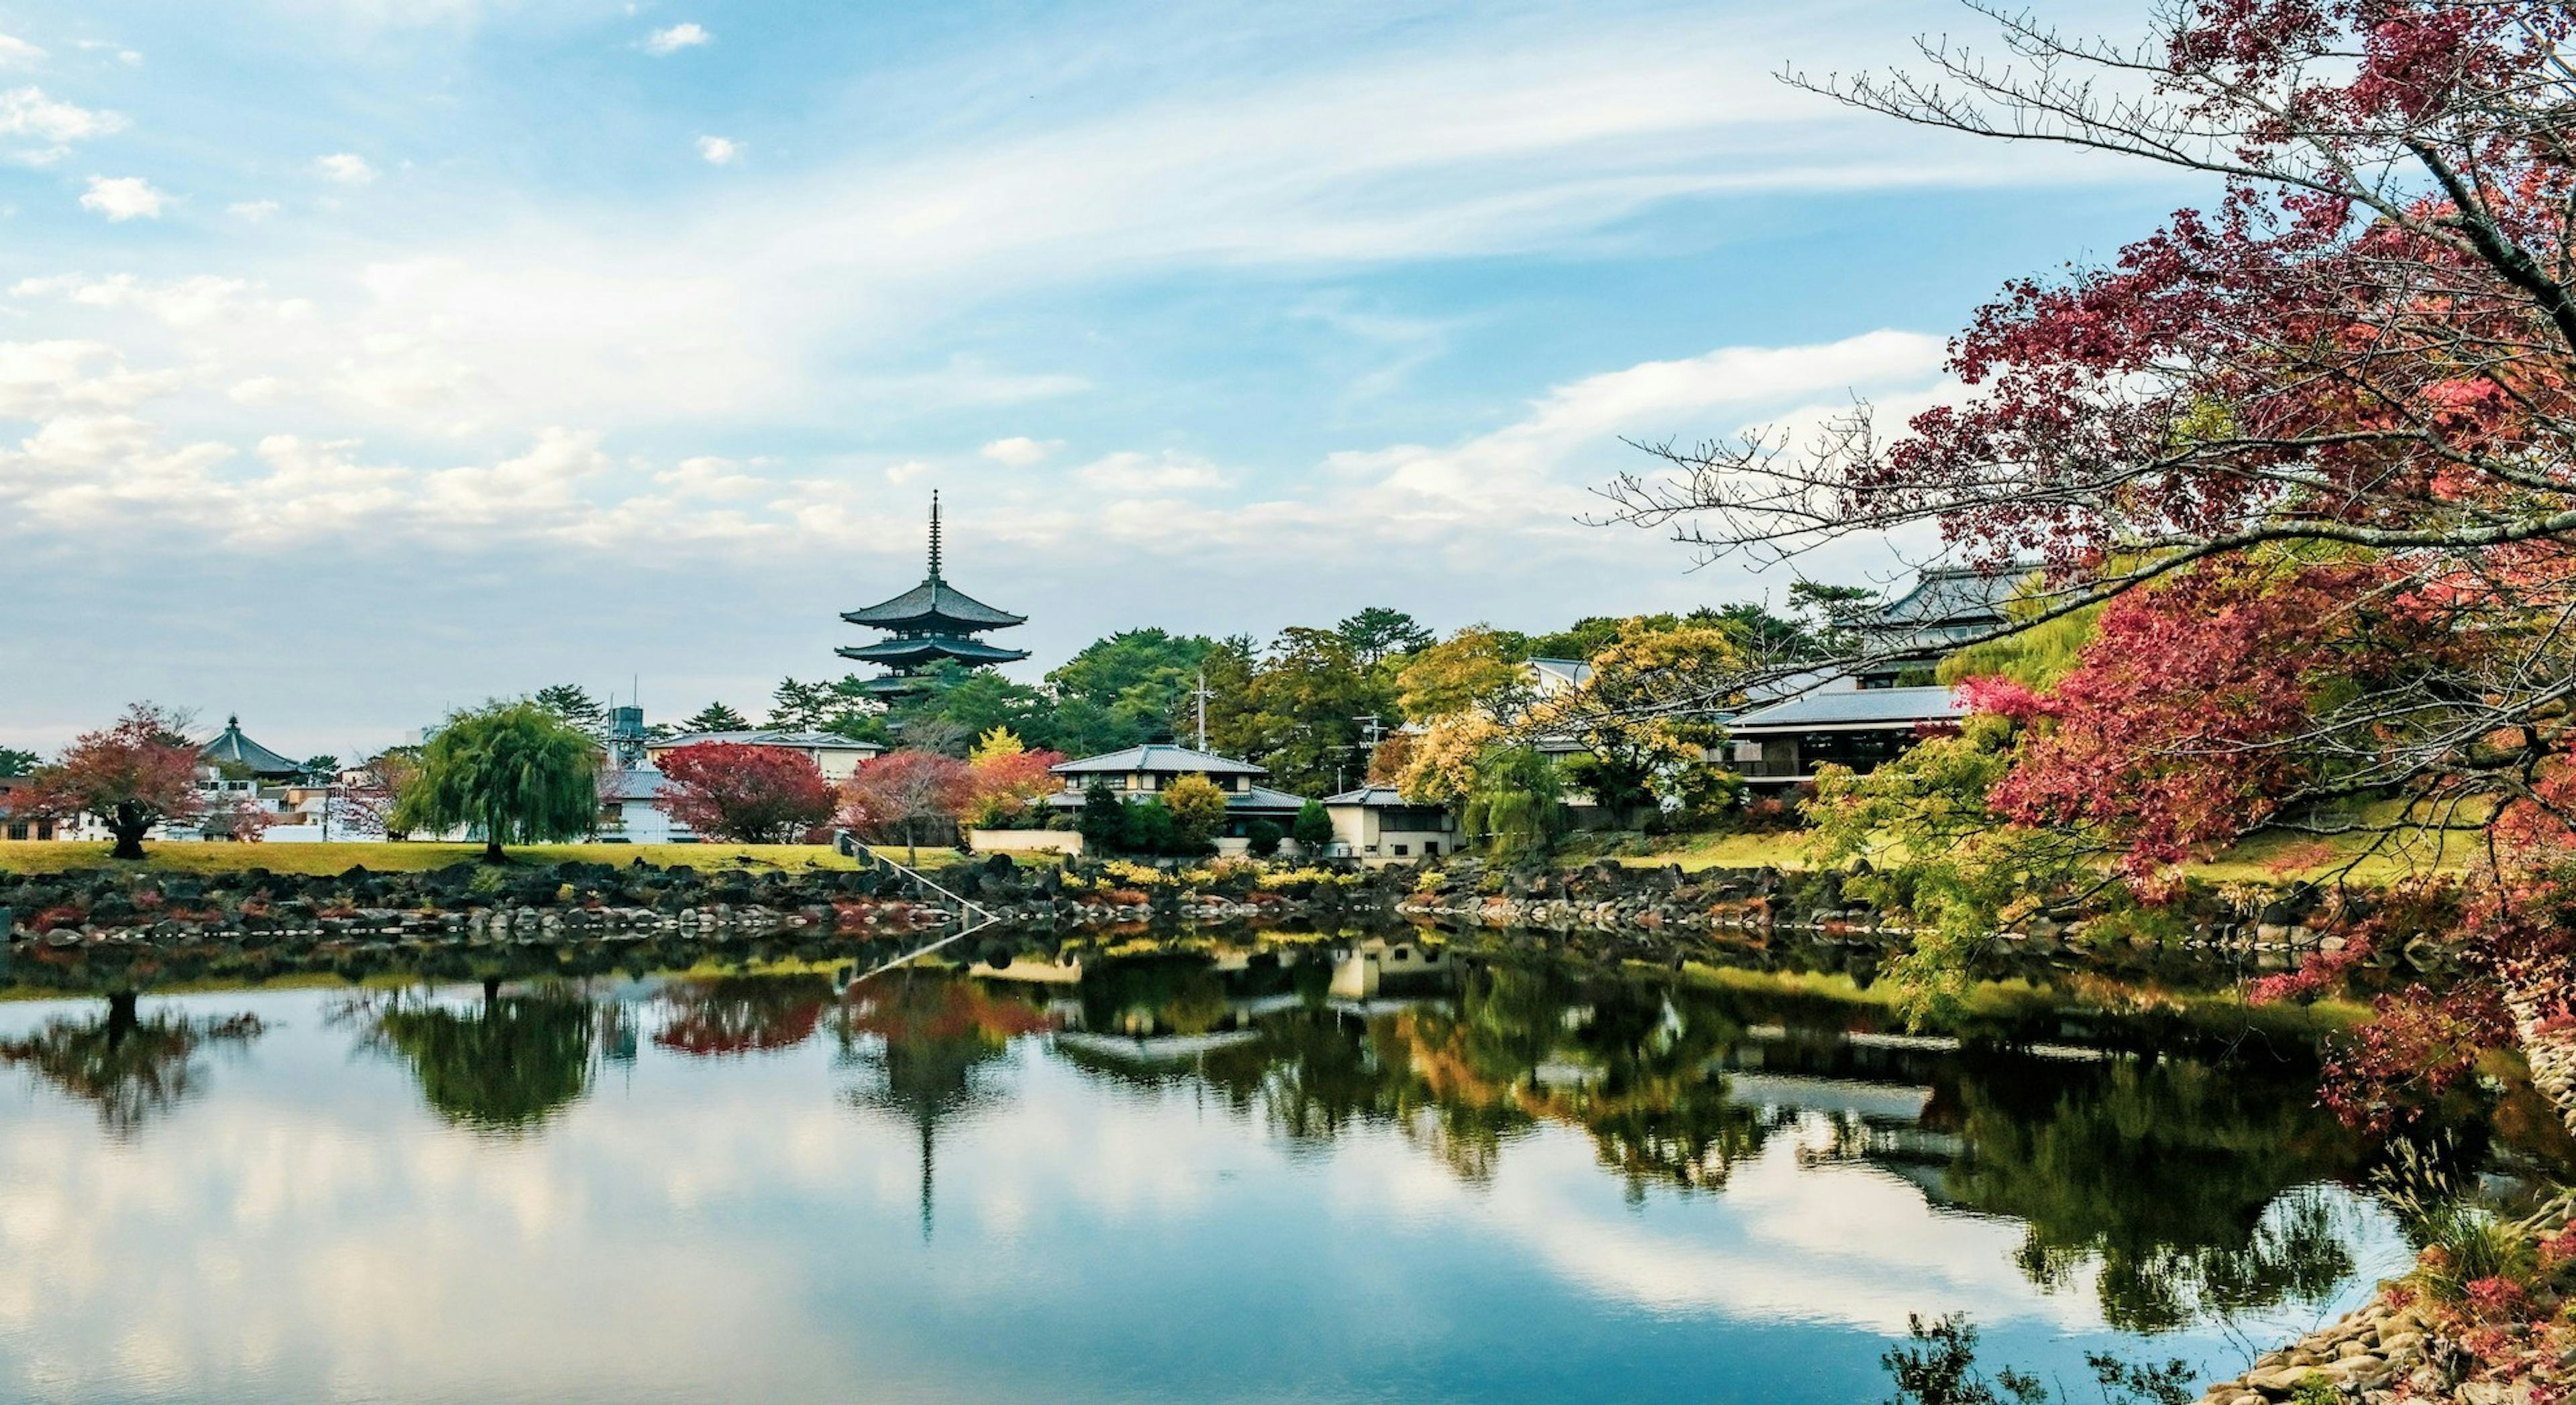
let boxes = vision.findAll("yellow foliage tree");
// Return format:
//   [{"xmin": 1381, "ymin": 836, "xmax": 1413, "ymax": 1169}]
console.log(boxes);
[
  {"xmin": 1160, "ymin": 773, "xmax": 1230, "ymax": 852},
  {"xmin": 970, "ymin": 726, "xmax": 1028, "ymax": 764},
  {"xmin": 1397, "ymin": 713, "xmax": 1501, "ymax": 806}
]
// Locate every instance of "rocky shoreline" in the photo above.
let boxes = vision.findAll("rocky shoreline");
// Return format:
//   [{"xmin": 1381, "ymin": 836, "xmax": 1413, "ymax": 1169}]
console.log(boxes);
[{"xmin": 2194, "ymin": 1294, "xmax": 2430, "ymax": 1404}]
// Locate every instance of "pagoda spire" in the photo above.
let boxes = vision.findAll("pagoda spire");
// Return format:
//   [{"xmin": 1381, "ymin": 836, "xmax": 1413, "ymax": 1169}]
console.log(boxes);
[{"xmin": 928, "ymin": 491, "xmax": 943, "ymax": 582}]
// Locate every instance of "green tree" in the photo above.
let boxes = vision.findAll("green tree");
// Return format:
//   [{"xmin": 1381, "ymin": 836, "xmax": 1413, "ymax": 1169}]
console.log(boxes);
[
  {"xmin": 1161, "ymin": 773, "xmax": 1228, "ymax": 853},
  {"xmin": 1335, "ymin": 607, "xmax": 1434, "ymax": 667},
  {"xmin": 394, "ymin": 701, "xmax": 602, "ymax": 863},
  {"xmin": 1075, "ymin": 778, "xmax": 1127, "ymax": 854},
  {"xmin": 0, "ymin": 745, "xmax": 40, "ymax": 776},
  {"xmin": 1462, "ymin": 744, "xmax": 1564, "ymax": 860},
  {"xmin": 533, "ymin": 683, "xmax": 607, "ymax": 736},
  {"xmin": 1207, "ymin": 628, "xmax": 1397, "ymax": 797},
  {"xmin": 1121, "ymin": 796, "xmax": 1178, "ymax": 856},
  {"xmin": 1290, "ymin": 798, "xmax": 1334, "ymax": 852},
  {"xmin": 1046, "ymin": 628, "xmax": 1223, "ymax": 750},
  {"xmin": 680, "ymin": 701, "xmax": 751, "ymax": 734},
  {"xmin": 768, "ymin": 675, "xmax": 885, "ymax": 739}
]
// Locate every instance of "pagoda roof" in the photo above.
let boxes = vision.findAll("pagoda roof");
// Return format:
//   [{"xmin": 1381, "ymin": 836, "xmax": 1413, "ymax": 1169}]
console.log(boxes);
[
  {"xmin": 836, "ymin": 636, "xmax": 1032, "ymax": 667},
  {"xmin": 200, "ymin": 716, "xmax": 303, "ymax": 777},
  {"xmin": 841, "ymin": 577, "xmax": 1026, "ymax": 630},
  {"xmin": 842, "ymin": 493, "xmax": 1025, "ymax": 630}
]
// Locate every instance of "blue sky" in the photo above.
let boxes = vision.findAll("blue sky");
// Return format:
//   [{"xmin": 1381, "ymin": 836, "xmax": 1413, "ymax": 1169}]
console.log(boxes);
[{"xmin": 0, "ymin": 0, "xmax": 2186, "ymax": 756}]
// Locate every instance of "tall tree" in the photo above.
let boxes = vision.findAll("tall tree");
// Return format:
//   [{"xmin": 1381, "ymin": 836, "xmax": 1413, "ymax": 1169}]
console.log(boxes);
[
  {"xmin": 1335, "ymin": 607, "xmax": 1434, "ymax": 667},
  {"xmin": 1046, "ymin": 628, "xmax": 1223, "ymax": 750},
  {"xmin": 1396, "ymin": 625, "xmax": 1537, "ymax": 723},
  {"xmin": 653, "ymin": 742, "xmax": 839, "ymax": 843},
  {"xmin": 679, "ymin": 701, "xmax": 751, "ymax": 734},
  {"xmin": 17, "ymin": 703, "xmax": 205, "ymax": 860},
  {"xmin": 394, "ymin": 701, "xmax": 601, "ymax": 862},
  {"xmin": 1205, "ymin": 628, "xmax": 1396, "ymax": 797},
  {"xmin": 0, "ymin": 746, "xmax": 42, "ymax": 777},
  {"xmin": 533, "ymin": 684, "xmax": 607, "ymax": 737}
]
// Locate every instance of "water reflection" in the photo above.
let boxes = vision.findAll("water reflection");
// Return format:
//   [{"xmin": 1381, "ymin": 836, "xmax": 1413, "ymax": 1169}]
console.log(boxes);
[
  {"xmin": 1, "ymin": 941, "xmax": 2563, "ymax": 1405},
  {"xmin": 0, "ymin": 991, "xmax": 263, "ymax": 1137},
  {"xmin": 368, "ymin": 983, "xmax": 597, "ymax": 1135}
]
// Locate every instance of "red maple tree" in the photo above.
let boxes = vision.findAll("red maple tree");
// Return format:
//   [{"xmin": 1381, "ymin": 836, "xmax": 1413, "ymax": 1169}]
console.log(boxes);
[
  {"xmin": 838, "ymin": 750, "xmax": 975, "ymax": 864},
  {"xmin": 17, "ymin": 704, "xmax": 207, "ymax": 860},
  {"xmin": 651, "ymin": 742, "xmax": 839, "ymax": 844}
]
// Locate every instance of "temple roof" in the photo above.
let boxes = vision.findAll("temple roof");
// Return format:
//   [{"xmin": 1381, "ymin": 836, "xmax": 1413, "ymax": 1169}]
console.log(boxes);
[
  {"xmin": 836, "ymin": 636, "xmax": 1033, "ymax": 667},
  {"xmin": 201, "ymin": 715, "xmax": 303, "ymax": 777},
  {"xmin": 841, "ymin": 493, "xmax": 1026, "ymax": 631}
]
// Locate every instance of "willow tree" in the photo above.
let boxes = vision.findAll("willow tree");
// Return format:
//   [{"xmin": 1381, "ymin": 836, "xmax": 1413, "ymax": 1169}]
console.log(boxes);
[{"xmin": 394, "ymin": 701, "xmax": 600, "ymax": 862}]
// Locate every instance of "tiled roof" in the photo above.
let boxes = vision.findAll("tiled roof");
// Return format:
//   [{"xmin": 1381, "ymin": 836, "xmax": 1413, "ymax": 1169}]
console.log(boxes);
[
  {"xmin": 200, "ymin": 716, "xmax": 303, "ymax": 777},
  {"xmin": 1866, "ymin": 566, "xmax": 2026, "ymax": 628},
  {"xmin": 651, "ymin": 730, "xmax": 883, "ymax": 752},
  {"xmin": 840, "ymin": 578, "xmax": 1026, "ymax": 629},
  {"xmin": 836, "ymin": 634, "xmax": 1032, "ymax": 666},
  {"xmin": 1052, "ymin": 744, "xmax": 1267, "ymax": 777},
  {"xmin": 1727, "ymin": 685, "xmax": 1965, "ymax": 732},
  {"xmin": 1234, "ymin": 784, "xmax": 1311, "ymax": 813},
  {"xmin": 597, "ymin": 767, "xmax": 667, "ymax": 801},
  {"xmin": 1324, "ymin": 785, "xmax": 1408, "ymax": 806}
]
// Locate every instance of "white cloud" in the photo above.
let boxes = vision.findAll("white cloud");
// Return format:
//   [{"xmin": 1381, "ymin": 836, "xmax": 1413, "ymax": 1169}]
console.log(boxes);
[
  {"xmin": 228, "ymin": 199, "xmax": 280, "ymax": 221},
  {"xmin": 13, "ymin": 273, "xmax": 258, "ymax": 327},
  {"xmin": 979, "ymin": 436, "xmax": 1058, "ymax": 467},
  {"xmin": 0, "ymin": 34, "xmax": 44, "ymax": 68},
  {"xmin": 314, "ymin": 152, "xmax": 376, "ymax": 184},
  {"xmin": 0, "ymin": 340, "xmax": 179, "ymax": 419},
  {"xmin": 694, "ymin": 135, "xmax": 739, "ymax": 166},
  {"xmin": 643, "ymin": 23, "xmax": 710, "ymax": 55},
  {"xmin": 0, "ymin": 88, "xmax": 123, "ymax": 143},
  {"xmin": 78, "ymin": 174, "xmax": 165, "ymax": 221}
]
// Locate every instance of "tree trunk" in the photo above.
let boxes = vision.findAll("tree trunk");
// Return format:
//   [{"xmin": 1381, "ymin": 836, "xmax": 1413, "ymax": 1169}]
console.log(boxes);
[
  {"xmin": 105, "ymin": 990, "xmax": 139, "ymax": 1046},
  {"xmin": 907, "ymin": 818, "xmax": 919, "ymax": 868},
  {"xmin": 483, "ymin": 838, "xmax": 506, "ymax": 864},
  {"xmin": 109, "ymin": 806, "xmax": 149, "ymax": 862}
]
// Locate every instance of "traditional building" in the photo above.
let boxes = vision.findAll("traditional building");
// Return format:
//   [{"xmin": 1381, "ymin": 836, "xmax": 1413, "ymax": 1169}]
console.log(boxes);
[
  {"xmin": 837, "ymin": 494, "xmax": 1030, "ymax": 694},
  {"xmin": 1849, "ymin": 565, "xmax": 2022, "ymax": 687},
  {"xmin": 1044, "ymin": 744, "xmax": 1311, "ymax": 842},
  {"xmin": 1723, "ymin": 685, "xmax": 1968, "ymax": 789},
  {"xmin": 645, "ymin": 729, "xmax": 884, "ymax": 780},
  {"xmin": 200, "ymin": 715, "xmax": 305, "ymax": 781}
]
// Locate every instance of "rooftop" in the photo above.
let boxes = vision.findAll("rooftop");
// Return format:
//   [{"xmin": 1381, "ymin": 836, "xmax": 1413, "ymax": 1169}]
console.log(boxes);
[
  {"xmin": 650, "ymin": 730, "xmax": 885, "ymax": 752},
  {"xmin": 200, "ymin": 715, "xmax": 303, "ymax": 777},
  {"xmin": 1052, "ymin": 744, "xmax": 1267, "ymax": 777},
  {"xmin": 1727, "ymin": 685, "xmax": 1966, "ymax": 732},
  {"xmin": 1864, "ymin": 565, "xmax": 2027, "ymax": 630},
  {"xmin": 597, "ymin": 767, "xmax": 669, "ymax": 802},
  {"xmin": 1324, "ymin": 785, "xmax": 1420, "ymax": 807}
]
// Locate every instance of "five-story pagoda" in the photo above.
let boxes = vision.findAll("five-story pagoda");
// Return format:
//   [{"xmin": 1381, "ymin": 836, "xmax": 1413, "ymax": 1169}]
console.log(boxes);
[{"xmin": 838, "ymin": 493, "xmax": 1030, "ymax": 694}]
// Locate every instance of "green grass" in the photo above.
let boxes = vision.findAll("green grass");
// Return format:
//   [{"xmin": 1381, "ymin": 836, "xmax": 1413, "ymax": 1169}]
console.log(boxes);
[{"xmin": 0, "ymin": 840, "xmax": 1008, "ymax": 877}]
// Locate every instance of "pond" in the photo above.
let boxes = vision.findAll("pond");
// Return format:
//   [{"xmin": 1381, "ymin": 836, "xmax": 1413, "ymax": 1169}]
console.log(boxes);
[{"xmin": 0, "ymin": 940, "xmax": 2561, "ymax": 1404}]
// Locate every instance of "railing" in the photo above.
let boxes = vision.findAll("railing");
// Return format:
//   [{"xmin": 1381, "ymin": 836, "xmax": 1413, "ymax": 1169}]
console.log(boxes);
[{"xmin": 833, "ymin": 830, "xmax": 1001, "ymax": 985}]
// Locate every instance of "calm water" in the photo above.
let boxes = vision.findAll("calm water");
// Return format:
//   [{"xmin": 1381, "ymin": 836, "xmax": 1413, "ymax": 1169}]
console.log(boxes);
[{"xmin": 0, "ymin": 944, "xmax": 2515, "ymax": 1404}]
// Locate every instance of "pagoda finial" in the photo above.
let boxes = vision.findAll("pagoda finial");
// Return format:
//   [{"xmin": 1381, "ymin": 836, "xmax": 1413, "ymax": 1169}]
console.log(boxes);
[{"xmin": 928, "ymin": 492, "xmax": 943, "ymax": 581}]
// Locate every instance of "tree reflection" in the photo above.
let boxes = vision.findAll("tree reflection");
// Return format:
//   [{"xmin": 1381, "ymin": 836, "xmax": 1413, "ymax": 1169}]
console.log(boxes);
[
  {"xmin": 653, "ymin": 974, "xmax": 831, "ymax": 1056},
  {"xmin": 1941, "ymin": 1056, "xmax": 2367, "ymax": 1333},
  {"xmin": 0, "ymin": 991, "xmax": 264, "ymax": 1137},
  {"xmin": 374, "ymin": 984, "xmax": 598, "ymax": 1134}
]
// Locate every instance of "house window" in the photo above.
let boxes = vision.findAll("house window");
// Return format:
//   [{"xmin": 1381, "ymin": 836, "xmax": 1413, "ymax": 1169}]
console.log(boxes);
[
  {"xmin": 1392, "ymin": 844, "xmax": 1409, "ymax": 856},
  {"xmin": 1424, "ymin": 842, "xmax": 1439, "ymax": 856},
  {"xmin": 5, "ymin": 823, "xmax": 25, "ymax": 840}
]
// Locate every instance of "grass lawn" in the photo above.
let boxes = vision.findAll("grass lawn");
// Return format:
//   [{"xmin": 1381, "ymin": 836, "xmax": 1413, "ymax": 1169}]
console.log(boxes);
[{"xmin": 0, "ymin": 840, "xmax": 1002, "ymax": 877}]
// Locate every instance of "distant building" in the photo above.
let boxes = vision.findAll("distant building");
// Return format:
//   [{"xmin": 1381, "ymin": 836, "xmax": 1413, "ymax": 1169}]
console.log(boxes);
[
  {"xmin": 837, "ymin": 492, "xmax": 1030, "ymax": 695},
  {"xmin": 199, "ymin": 715, "xmax": 305, "ymax": 781},
  {"xmin": 596, "ymin": 766, "xmax": 690, "ymax": 844},
  {"xmin": 1725, "ymin": 685, "xmax": 1967, "ymax": 789},
  {"xmin": 1322, "ymin": 785, "xmax": 1460, "ymax": 865},
  {"xmin": 1045, "ymin": 744, "xmax": 1311, "ymax": 845},
  {"xmin": 1849, "ymin": 565, "xmax": 2022, "ymax": 688},
  {"xmin": 0, "ymin": 777, "xmax": 62, "ymax": 842},
  {"xmin": 645, "ymin": 729, "xmax": 884, "ymax": 781}
]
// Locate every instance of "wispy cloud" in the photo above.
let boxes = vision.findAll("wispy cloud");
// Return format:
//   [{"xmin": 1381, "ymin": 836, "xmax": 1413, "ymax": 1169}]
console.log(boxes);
[
  {"xmin": 0, "ymin": 33, "xmax": 46, "ymax": 68},
  {"xmin": 315, "ymin": 152, "xmax": 376, "ymax": 184},
  {"xmin": 0, "ymin": 88, "xmax": 123, "ymax": 143},
  {"xmin": 694, "ymin": 134, "xmax": 739, "ymax": 165},
  {"xmin": 643, "ymin": 22, "xmax": 709, "ymax": 56}
]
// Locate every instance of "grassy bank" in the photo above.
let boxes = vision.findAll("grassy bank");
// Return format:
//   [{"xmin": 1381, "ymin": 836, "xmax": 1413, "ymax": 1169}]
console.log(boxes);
[{"xmin": 0, "ymin": 840, "xmax": 1003, "ymax": 877}]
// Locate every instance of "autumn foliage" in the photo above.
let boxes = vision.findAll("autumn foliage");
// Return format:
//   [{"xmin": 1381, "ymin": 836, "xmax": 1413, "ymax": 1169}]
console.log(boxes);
[
  {"xmin": 15, "ymin": 703, "xmax": 207, "ymax": 860},
  {"xmin": 651, "ymin": 742, "xmax": 839, "ymax": 844}
]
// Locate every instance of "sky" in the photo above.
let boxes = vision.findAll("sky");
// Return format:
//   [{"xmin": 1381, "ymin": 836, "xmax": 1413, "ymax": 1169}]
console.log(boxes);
[{"xmin": 0, "ymin": 0, "xmax": 2192, "ymax": 758}]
